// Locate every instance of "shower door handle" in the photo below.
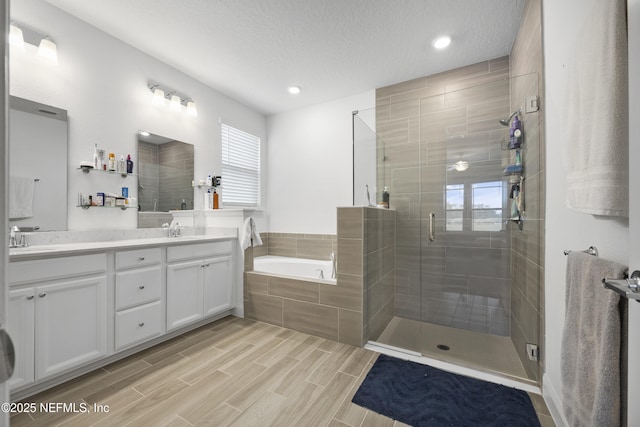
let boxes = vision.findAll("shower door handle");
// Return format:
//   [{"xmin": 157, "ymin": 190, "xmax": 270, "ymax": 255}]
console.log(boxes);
[{"xmin": 428, "ymin": 212, "xmax": 435, "ymax": 241}]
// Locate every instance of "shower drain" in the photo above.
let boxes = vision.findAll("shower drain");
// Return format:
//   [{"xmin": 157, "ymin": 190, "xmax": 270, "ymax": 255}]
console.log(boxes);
[{"xmin": 436, "ymin": 344, "xmax": 450, "ymax": 351}]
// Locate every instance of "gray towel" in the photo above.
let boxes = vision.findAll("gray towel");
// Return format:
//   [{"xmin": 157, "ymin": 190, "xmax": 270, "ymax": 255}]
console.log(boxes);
[{"xmin": 561, "ymin": 252, "xmax": 627, "ymax": 427}]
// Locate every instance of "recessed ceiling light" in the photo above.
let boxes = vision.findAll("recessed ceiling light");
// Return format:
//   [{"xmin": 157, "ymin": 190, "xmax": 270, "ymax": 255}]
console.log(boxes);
[
  {"xmin": 139, "ymin": 130, "xmax": 150, "ymax": 137},
  {"xmin": 288, "ymin": 86, "xmax": 301, "ymax": 95},
  {"xmin": 432, "ymin": 35, "xmax": 452, "ymax": 50}
]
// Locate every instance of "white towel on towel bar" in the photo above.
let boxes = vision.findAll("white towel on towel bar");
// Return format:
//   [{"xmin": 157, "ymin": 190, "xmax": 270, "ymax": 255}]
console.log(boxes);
[
  {"xmin": 241, "ymin": 217, "xmax": 263, "ymax": 250},
  {"xmin": 9, "ymin": 176, "xmax": 35, "ymax": 219},
  {"xmin": 564, "ymin": 0, "xmax": 628, "ymax": 217}
]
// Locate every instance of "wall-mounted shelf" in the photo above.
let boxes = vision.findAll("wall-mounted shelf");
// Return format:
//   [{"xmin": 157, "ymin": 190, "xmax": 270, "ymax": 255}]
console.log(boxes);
[
  {"xmin": 77, "ymin": 205, "xmax": 129, "ymax": 211},
  {"xmin": 78, "ymin": 166, "xmax": 134, "ymax": 177}
]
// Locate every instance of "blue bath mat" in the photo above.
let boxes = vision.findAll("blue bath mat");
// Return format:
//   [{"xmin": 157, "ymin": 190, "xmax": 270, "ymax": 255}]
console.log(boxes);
[{"xmin": 352, "ymin": 354, "xmax": 540, "ymax": 427}]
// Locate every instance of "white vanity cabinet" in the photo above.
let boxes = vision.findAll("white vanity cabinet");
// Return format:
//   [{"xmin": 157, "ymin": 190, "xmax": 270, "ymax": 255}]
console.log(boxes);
[
  {"xmin": 8, "ymin": 254, "xmax": 108, "ymax": 389},
  {"xmin": 166, "ymin": 241, "xmax": 233, "ymax": 331},
  {"xmin": 114, "ymin": 247, "xmax": 164, "ymax": 351}
]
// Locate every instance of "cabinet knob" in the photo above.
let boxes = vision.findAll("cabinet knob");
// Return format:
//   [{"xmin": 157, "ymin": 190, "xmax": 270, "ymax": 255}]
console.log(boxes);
[
  {"xmin": 138, "ymin": 322, "xmax": 145, "ymax": 327},
  {"xmin": 139, "ymin": 285, "xmax": 145, "ymax": 290},
  {"xmin": 138, "ymin": 256, "xmax": 145, "ymax": 261},
  {"xmin": 38, "ymin": 292, "xmax": 46, "ymax": 298},
  {"xmin": 205, "ymin": 263, "xmax": 210, "ymax": 267},
  {"xmin": 26, "ymin": 295, "xmax": 34, "ymax": 300}
]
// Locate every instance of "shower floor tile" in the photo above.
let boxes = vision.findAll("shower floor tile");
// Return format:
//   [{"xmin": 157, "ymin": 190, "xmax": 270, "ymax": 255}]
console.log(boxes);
[{"xmin": 376, "ymin": 316, "xmax": 530, "ymax": 381}]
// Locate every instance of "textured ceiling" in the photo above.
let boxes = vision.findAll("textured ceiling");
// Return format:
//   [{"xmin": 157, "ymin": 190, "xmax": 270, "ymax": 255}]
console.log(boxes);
[{"xmin": 45, "ymin": 0, "xmax": 525, "ymax": 115}]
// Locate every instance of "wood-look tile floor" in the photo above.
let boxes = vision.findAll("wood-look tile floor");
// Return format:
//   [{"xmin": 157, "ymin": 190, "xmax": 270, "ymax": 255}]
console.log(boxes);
[{"xmin": 11, "ymin": 316, "xmax": 553, "ymax": 426}]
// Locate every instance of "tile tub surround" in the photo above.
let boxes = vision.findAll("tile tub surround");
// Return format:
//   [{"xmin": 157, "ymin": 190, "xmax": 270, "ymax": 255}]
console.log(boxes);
[
  {"xmin": 255, "ymin": 232, "xmax": 337, "ymax": 260},
  {"xmin": 244, "ymin": 210, "xmax": 394, "ymax": 347}
]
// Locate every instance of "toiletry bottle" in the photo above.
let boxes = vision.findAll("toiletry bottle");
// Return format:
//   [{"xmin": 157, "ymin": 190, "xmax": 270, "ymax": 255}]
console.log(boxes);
[
  {"xmin": 512, "ymin": 115, "xmax": 523, "ymax": 148},
  {"xmin": 206, "ymin": 174, "xmax": 212, "ymax": 187},
  {"xmin": 181, "ymin": 199, "xmax": 187, "ymax": 210},
  {"xmin": 204, "ymin": 188, "xmax": 212, "ymax": 210},
  {"xmin": 93, "ymin": 144, "xmax": 99, "ymax": 169},
  {"xmin": 382, "ymin": 186, "xmax": 390, "ymax": 208},
  {"xmin": 108, "ymin": 153, "xmax": 116, "ymax": 171},
  {"xmin": 126, "ymin": 154, "xmax": 133, "ymax": 174},
  {"xmin": 117, "ymin": 155, "xmax": 126, "ymax": 174},
  {"xmin": 213, "ymin": 188, "xmax": 219, "ymax": 209}
]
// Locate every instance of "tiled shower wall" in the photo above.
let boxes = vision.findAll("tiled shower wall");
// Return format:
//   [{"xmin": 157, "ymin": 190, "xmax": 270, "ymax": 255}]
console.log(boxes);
[
  {"xmin": 509, "ymin": 0, "xmax": 545, "ymax": 381},
  {"xmin": 376, "ymin": 57, "xmax": 513, "ymax": 336},
  {"xmin": 251, "ymin": 233, "xmax": 337, "ymax": 261},
  {"xmin": 337, "ymin": 207, "xmax": 396, "ymax": 343}
]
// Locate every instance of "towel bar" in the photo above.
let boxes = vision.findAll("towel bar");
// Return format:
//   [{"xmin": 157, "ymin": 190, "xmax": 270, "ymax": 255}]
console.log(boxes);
[
  {"xmin": 603, "ymin": 270, "xmax": 640, "ymax": 303},
  {"xmin": 563, "ymin": 245, "xmax": 598, "ymax": 256}
]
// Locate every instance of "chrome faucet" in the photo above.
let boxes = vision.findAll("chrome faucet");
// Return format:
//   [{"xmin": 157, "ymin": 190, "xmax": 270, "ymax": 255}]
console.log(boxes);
[{"xmin": 330, "ymin": 252, "xmax": 336, "ymax": 279}]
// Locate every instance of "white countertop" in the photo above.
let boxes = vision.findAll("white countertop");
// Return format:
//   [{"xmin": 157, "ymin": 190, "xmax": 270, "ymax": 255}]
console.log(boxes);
[{"xmin": 9, "ymin": 229, "xmax": 238, "ymax": 261}]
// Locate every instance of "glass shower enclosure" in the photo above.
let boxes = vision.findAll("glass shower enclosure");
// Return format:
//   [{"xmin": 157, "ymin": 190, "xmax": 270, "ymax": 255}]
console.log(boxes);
[{"xmin": 353, "ymin": 73, "xmax": 542, "ymax": 384}]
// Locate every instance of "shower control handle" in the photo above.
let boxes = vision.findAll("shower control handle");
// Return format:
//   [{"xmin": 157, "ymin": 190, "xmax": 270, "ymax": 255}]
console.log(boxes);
[{"xmin": 428, "ymin": 212, "xmax": 435, "ymax": 242}]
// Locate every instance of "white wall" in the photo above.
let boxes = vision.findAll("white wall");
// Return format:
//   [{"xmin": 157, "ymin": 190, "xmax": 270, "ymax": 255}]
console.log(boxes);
[
  {"xmin": 543, "ymin": 0, "xmax": 630, "ymax": 423},
  {"xmin": 10, "ymin": 0, "xmax": 266, "ymax": 230},
  {"xmin": 266, "ymin": 91, "xmax": 374, "ymax": 234}
]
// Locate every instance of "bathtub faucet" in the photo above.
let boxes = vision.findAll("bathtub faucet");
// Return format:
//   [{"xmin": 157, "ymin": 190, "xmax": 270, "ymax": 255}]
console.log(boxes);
[{"xmin": 330, "ymin": 252, "xmax": 336, "ymax": 279}]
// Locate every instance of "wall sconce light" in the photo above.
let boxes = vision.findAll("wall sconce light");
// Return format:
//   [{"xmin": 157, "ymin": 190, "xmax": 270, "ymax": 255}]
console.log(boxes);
[
  {"xmin": 10, "ymin": 22, "xmax": 58, "ymax": 64},
  {"xmin": 147, "ymin": 82, "xmax": 197, "ymax": 117}
]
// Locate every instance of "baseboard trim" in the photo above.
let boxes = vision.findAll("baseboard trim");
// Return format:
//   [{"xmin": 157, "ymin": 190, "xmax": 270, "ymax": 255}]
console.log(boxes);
[{"xmin": 542, "ymin": 373, "xmax": 569, "ymax": 427}]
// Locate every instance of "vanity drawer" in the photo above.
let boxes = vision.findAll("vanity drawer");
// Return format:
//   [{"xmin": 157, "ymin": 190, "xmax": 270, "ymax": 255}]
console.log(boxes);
[
  {"xmin": 9, "ymin": 253, "xmax": 106, "ymax": 286},
  {"xmin": 115, "ymin": 266, "xmax": 162, "ymax": 310},
  {"xmin": 167, "ymin": 241, "xmax": 232, "ymax": 262},
  {"xmin": 115, "ymin": 300, "xmax": 162, "ymax": 351},
  {"xmin": 115, "ymin": 247, "xmax": 162, "ymax": 270}
]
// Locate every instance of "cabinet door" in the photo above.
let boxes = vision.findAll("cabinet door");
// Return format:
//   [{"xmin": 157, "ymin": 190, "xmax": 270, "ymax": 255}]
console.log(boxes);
[
  {"xmin": 35, "ymin": 275, "xmax": 107, "ymax": 380},
  {"xmin": 7, "ymin": 288, "xmax": 35, "ymax": 390},
  {"xmin": 166, "ymin": 259, "xmax": 203, "ymax": 331},
  {"xmin": 203, "ymin": 255, "xmax": 233, "ymax": 317}
]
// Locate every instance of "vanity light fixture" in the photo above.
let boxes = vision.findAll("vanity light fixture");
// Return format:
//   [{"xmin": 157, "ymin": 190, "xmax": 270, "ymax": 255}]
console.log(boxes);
[
  {"xmin": 288, "ymin": 86, "xmax": 301, "ymax": 95},
  {"xmin": 147, "ymin": 82, "xmax": 197, "ymax": 117},
  {"xmin": 10, "ymin": 22, "xmax": 58, "ymax": 64},
  {"xmin": 432, "ymin": 35, "xmax": 452, "ymax": 50}
]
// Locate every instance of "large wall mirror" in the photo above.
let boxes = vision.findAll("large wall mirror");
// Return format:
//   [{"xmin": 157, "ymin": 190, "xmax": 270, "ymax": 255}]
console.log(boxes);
[
  {"xmin": 9, "ymin": 96, "xmax": 68, "ymax": 231},
  {"xmin": 137, "ymin": 132, "xmax": 194, "ymax": 228}
]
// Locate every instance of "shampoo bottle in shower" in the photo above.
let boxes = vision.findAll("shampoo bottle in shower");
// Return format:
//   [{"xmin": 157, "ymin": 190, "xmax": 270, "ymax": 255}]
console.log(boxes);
[{"xmin": 382, "ymin": 186, "xmax": 390, "ymax": 208}]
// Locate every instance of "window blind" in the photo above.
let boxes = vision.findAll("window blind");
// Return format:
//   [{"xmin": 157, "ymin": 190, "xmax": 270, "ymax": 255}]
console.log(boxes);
[{"xmin": 221, "ymin": 123, "xmax": 261, "ymax": 207}]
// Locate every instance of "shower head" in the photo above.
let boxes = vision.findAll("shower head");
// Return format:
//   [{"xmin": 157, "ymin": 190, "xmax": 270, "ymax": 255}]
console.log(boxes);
[{"xmin": 499, "ymin": 110, "xmax": 520, "ymax": 126}]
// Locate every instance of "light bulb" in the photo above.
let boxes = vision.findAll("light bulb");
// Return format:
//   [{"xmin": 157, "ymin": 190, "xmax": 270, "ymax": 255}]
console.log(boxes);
[
  {"xmin": 153, "ymin": 87, "xmax": 165, "ymax": 105},
  {"xmin": 170, "ymin": 94, "xmax": 181, "ymax": 112},
  {"xmin": 37, "ymin": 38, "xmax": 58, "ymax": 64},
  {"xmin": 186, "ymin": 100, "xmax": 198, "ymax": 117},
  {"xmin": 9, "ymin": 25, "xmax": 25, "ymax": 52},
  {"xmin": 288, "ymin": 86, "xmax": 301, "ymax": 95},
  {"xmin": 453, "ymin": 160, "xmax": 469, "ymax": 172}
]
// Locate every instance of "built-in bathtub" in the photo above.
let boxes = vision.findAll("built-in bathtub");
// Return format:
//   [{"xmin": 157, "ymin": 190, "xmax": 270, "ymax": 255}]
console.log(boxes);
[{"xmin": 253, "ymin": 255, "xmax": 336, "ymax": 285}]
